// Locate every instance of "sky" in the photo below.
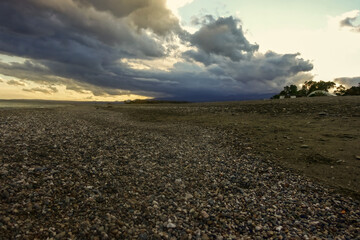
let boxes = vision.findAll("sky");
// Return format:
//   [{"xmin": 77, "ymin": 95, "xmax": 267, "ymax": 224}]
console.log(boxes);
[{"xmin": 0, "ymin": 0, "xmax": 359, "ymax": 101}]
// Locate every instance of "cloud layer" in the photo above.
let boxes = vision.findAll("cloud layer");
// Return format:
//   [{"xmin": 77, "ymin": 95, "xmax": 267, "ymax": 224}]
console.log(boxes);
[
  {"xmin": 0, "ymin": 0, "xmax": 314, "ymax": 101},
  {"xmin": 6, "ymin": 80, "xmax": 25, "ymax": 86},
  {"xmin": 334, "ymin": 76, "xmax": 360, "ymax": 87},
  {"xmin": 340, "ymin": 10, "xmax": 360, "ymax": 32}
]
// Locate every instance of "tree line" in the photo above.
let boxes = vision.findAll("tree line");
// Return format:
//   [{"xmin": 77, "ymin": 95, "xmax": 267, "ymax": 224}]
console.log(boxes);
[{"xmin": 272, "ymin": 81, "xmax": 360, "ymax": 99}]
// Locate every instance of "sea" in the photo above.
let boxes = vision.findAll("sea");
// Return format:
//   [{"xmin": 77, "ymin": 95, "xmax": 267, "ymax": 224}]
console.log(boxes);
[{"xmin": 0, "ymin": 100, "xmax": 68, "ymax": 109}]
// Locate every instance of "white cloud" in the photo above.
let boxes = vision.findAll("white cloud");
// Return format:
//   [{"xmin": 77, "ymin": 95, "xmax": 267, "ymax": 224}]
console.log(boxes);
[
  {"xmin": 251, "ymin": 10, "xmax": 360, "ymax": 83},
  {"xmin": 166, "ymin": 0, "xmax": 194, "ymax": 16},
  {"xmin": 166, "ymin": 0, "xmax": 196, "ymax": 33}
]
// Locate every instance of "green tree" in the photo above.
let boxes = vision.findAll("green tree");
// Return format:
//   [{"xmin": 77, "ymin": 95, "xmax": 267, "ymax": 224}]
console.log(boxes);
[
  {"xmin": 272, "ymin": 80, "xmax": 339, "ymax": 99},
  {"xmin": 296, "ymin": 87, "xmax": 307, "ymax": 97},
  {"xmin": 301, "ymin": 80, "xmax": 336, "ymax": 95},
  {"xmin": 277, "ymin": 84, "xmax": 298, "ymax": 97},
  {"xmin": 289, "ymin": 85, "xmax": 298, "ymax": 95}
]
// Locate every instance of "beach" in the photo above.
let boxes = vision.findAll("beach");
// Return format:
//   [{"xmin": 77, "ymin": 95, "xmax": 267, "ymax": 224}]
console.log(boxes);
[{"xmin": 0, "ymin": 96, "xmax": 359, "ymax": 239}]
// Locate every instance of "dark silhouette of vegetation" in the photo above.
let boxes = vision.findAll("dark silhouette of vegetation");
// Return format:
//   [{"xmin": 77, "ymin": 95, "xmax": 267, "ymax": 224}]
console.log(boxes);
[
  {"xmin": 272, "ymin": 81, "xmax": 359, "ymax": 99},
  {"xmin": 300, "ymin": 80, "xmax": 336, "ymax": 96},
  {"xmin": 271, "ymin": 85, "xmax": 298, "ymax": 99},
  {"xmin": 334, "ymin": 85, "xmax": 346, "ymax": 96},
  {"xmin": 344, "ymin": 83, "xmax": 360, "ymax": 96}
]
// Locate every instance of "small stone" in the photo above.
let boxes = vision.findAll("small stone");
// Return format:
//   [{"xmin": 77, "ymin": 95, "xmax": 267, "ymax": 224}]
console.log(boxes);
[
  {"xmin": 216, "ymin": 235, "xmax": 224, "ymax": 240},
  {"xmin": 138, "ymin": 233, "xmax": 148, "ymax": 240},
  {"xmin": 175, "ymin": 179, "xmax": 182, "ymax": 184},
  {"xmin": 179, "ymin": 232, "xmax": 188, "ymax": 240},
  {"xmin": 276, "ymin": 226, "xmax": 283, "ymax": 231},
  {"xmin": 0, "ymin": 169, "xmax": 8, "ymax": 176},
  {"xmin": 201, "ymin": 210, "xmax": 209, "ymax": 219},
  {"xmin": 201, "ymin": 233, "xmax": 209, "ymax": 240},
  {"xmin": 101, "ymin": 232, "xmax": 109, "ymax": 239},
  {"xmin": 318, "ymin": 112, "xmax": 328, "ymax": 116},
  {"xmin": 255, "ymin": 225, "xmax": 263, "ymax": 231},
  {"xmin": 184, "ymin": 193, "xmax": 193, "ymax": 200},
  {"xmin": 356, "ymin": 156, "xmax": 360, "ymax": 160},
  {"xmin": 300, "ymin": 145, "xmax": 309, "ymax": 149},
  {"xmin": 34, "ymin": 203, "xmax": 41, "ymax": 211},
  {"xmin": 55, "ymin": 231, "xmax": 66, "ymax": 239},
  {"xmin": 1, "ymin": 190, "xmax": 9, "ymax": 199},
  {"xmin": 167, "ymin": 223, "xmax": 176, "ymax": 228}
]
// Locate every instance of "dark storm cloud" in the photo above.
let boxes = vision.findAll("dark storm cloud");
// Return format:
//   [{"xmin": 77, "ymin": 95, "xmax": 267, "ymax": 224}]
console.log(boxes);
[
  {"xmin": 0, "ymin": 0, "xmax": 165, "ymax": 59},
  {"xmin": 188, "ymin": 16, "xmax": 259, "ymax": 62},
  {"xmin": 340, "ymin": 12, "xmax": 360, "ymax": 32},
  {"xmin": 183, "ymin": 17, "xmax": 313, "ymax": 95},
  {"xmin": 0, "ymin": 0, "xmax": 170, "ymax": 94},
  {"xmin": 73, "ymin": 0, "xmax": 181, "ymax": 35},
  {"xmin": 0, "ymin": 0, "xmax": 313, "ymax": 101},
  {"xmin": 228, "ymin": 52, "xmax": 313, "ymax": 82}
]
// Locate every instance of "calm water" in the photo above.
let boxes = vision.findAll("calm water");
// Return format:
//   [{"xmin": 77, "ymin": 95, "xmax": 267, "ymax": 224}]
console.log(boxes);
[{"xmin": 0, "ymin": 100, "xmax": 67, "ymax": 109}]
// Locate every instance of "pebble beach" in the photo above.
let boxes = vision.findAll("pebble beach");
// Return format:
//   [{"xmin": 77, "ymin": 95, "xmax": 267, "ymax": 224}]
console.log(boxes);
[{"xmin": 0, "ymin": 98, "xmax": 359, "ymax": 239}]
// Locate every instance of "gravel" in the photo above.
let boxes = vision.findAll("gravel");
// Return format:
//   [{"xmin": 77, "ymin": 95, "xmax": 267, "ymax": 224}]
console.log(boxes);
[{"xmin": 0, "ymin": 106, "xmax": 359, "ymax": 239}]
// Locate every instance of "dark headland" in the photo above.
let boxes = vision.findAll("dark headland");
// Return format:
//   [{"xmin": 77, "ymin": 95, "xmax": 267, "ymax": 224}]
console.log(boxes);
[{"xmin": 0, "ymin": 96, "xmax": 359, "ymax": 239}]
